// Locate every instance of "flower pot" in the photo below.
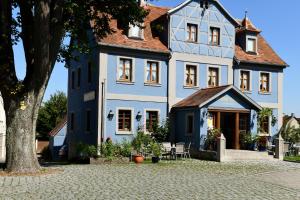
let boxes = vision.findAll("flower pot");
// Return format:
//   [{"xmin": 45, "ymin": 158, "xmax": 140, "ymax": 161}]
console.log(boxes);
[
  {"xmin": 152, "ymin": 157, "xmax": 160, "ymax": 163},
  {"xmin": 133, "ymin": 155, "xmax": 144, "ymax": 164}
]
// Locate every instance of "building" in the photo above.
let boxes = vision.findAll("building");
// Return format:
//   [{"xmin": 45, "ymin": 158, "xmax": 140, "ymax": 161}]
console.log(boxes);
[
  {"xmin": 67, "ymin": 0, "xmax": 287, "ymax": 157},
  {"xmin": 49, "ymin": 117, "xmax": 67, "ymax": 161},
  {"xmin": 0, "ymin": 94, "xmax": 6, "ymax": 163}
]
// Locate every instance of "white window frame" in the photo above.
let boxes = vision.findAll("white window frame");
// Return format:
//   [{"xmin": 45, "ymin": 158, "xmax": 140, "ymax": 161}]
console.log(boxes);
[
  {"xmin": 239, "ymin": 69, "xmax": 252, "ymax": 92},
  {"xmin": 144, "ymin": 60, "xmax": 162, "ymax": 86},
  {"xmin": 207, "ymin": 65, "xmax": 221, "ymax": 88},
  {"xmin": 184, "ymin": 62, "xmax": 199, "ymax": 88},
  {"xmin": 143, "ymin": 109, "xmax": 160, "ymax": 134},
  {"xmin": 117, "ymin": 56, "xmax": 135, "ymax": 84},
  {"xmin": 259, "ymin": 71, "xmax": 272, "ymax": 94},
  {"xmin": 186, "ymin": 22, "xmax": 199, "ymax": 43},
  {"xmin": 116, "ymin": 107, "xmax": 134, "ymax": 135},
  {"xmin": 209, "ymin": 26, "xmax": 221, "ymax": 46},
  {"xmin": 185, "ymin": 113, "xmax": 194, "ymax": 136},
  {"xmin": 246, "ymin": 35, "xmax": 258, "ymax": 53},
  {"xmin": 128, "ymin": 23, "xmax": 144, "ymax": 39}
]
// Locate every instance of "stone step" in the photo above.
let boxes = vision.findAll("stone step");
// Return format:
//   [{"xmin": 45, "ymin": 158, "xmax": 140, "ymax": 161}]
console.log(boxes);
[{"xmin": 224, "ymin": 149, "xmax": 276, "ymax": 161}]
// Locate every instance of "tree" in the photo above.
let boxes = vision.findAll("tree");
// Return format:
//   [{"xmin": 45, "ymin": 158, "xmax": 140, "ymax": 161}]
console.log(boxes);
[
  {"xmin": 0, "ymin": 0, "xmax": 148, "ymax": 173},
  {"xmin": 36, "ymin": 91, "xmax": 67, "ymax": 139}
]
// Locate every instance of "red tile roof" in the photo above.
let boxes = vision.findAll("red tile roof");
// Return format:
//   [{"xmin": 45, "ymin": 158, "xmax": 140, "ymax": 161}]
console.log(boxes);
[
  {"xmin": 235, "ymin": 19, "xmax": 287, "ymax": 67},
  {"xmin": 97, "ymin": 5, "xmax": 170, "ymax": 53},
  {"xmin": 48, "ymin": 116, "xmax": 67, "ymax": 137},
  {"xmin": 173, "ymin": 85, "xmax": 231, "ymax": 108}
]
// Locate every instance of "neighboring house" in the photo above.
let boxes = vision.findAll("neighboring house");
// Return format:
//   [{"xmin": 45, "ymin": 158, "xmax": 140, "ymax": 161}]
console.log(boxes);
[
  {"xmin": 0, "ymin": 93, "xmax": 5, "ymax": 163},
  {"xmin": 279, "ymin": 114, "xmax": 300, "ymax": 138},
  {"xmin": 49, "ymin": 117, "xmax": 67, "ymax": 161},
  {"xmin": 67, "ymin": 0, "xmax": 287, "ymax": 158}
]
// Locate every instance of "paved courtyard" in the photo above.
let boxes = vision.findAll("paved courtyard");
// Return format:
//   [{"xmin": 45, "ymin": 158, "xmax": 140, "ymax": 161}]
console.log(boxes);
[{"xmin": 0, "ymin": 160, "xmax": 299, "ymax": 200}]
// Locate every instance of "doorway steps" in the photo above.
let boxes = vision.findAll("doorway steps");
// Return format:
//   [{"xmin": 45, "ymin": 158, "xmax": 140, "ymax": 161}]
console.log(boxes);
[{"xmin": 225, "ymin": 149, "xmax": 276, "ymax": 161}]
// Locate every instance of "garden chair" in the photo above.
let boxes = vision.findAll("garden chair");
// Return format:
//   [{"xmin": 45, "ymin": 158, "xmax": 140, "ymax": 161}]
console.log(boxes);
[
  {"xmin": 162, "ymin": 142, "xmax": 172, "ymax": 160},
  {"xmin": 184, "ymin": 142, "xmax": 191, "ymax": 159},
  {"xmin": 175, "ymin": 143, "xmax": 185, "ymax": 159}
]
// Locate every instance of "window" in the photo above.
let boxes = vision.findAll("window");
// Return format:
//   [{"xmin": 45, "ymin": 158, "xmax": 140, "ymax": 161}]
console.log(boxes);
[
  {"xmin": 118, "ymin": 110, "xmax": 132, "ymax": 132},
  {"xmin": 247, "ymin": 38, "xmax": 257, "ymax": 53},
  {"xmin": 86, "ymin": 110, "xmax": 91, "ymax": 132},
  {"xmin": 146, "ymin": 61, "xmax": 159, "ymax": 84},
  {"xmin": 88, "ymin": 62, "xmax": 92, "ymax": 83},
  {"xmin": 187, "ymin": 23, "xmax": 198, "ymax": 42},
  {"xmin": 118, "ymin": 58, "xmax": 133, "ymax": 82},
  {"xmin": 186, "ymin": 114, "xmax": 194, "ymax": 135},
  {"xmin": 77, "ymin": 68, "xmax": 81, "ymax": 88},
  {"xmin": 209, "ymin": 27, "xmax": 220, "ymax": 46},
  {"xmin": 260, "ymin": 116, "xmax": 269, "ymax": 134},
  {"xmin": 240, "ymin": 71, "xmax": 250, "ymax": 91},
  {"xmin": 208, "ymin": 67, "xmax": 219, "ymax": 87},
  {"xmin": 239, "ymin": 114, "xmax": 249, "ymax": 132},
  {"xmin": 70, "ymin": 113, "xmax": 75, "ymax": 131},
  {"xmin": 185, "ymin": 65, "xmax": 197, "ymax": 87},
  {"xmin": 129, "ymin": 24, "xmax": 143, "ymax": 39},
  {"xmin": 260, "ymin": 73, "xmax": 270, "ymax": 93},
  {"xmin": 71, "ymin": 71, "xmax": 75, "ymax": 89},
  {"xmin": 146, "ymin": 111, "xmax": 158, "ymax": 132}
]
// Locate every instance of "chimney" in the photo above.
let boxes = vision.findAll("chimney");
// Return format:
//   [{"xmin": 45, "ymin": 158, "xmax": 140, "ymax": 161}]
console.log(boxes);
[{"xmin": 291, "ymin": 113, "xmax": 295, "ymax": 118}]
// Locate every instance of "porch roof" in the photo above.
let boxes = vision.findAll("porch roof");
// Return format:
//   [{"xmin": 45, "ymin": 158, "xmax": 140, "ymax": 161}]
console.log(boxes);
[{"xmin": 172, "ymin": 85, "xmax": 262, "ymax": 110}]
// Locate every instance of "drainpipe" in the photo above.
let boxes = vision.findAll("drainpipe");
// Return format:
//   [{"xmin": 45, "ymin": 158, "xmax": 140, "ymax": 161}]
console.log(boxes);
[{"xmin": 100, "ymin": 80, "xmax": 105, "ymax": 143}]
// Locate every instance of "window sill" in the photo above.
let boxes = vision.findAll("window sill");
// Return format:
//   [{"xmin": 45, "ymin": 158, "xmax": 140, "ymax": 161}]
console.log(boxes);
[
  {"xmin": 116, "ymin": 81, "xmax": 135, "ymax": 85},
  {"xmin": 183, "ymin": 86, "xmax": 199, "ymax": 89},
  {"xmin": 241, "ymin": 90, "xmax": 252, "ymax": 94},
  {"xmin": 144, "ymin": 83, "xmax": 162, "ymax": 87},
  {"xmin": 186, "ymin": 40, "xmax": 198, "ymax": 44},
  {"xmin": 116, "ymin": 131, "xmax": 134, "ymax": 135},
  {"xmin": 259, "ymin": 91, "xmax": 272, "ymax": 95},
  {"xmin": 128, "ymin": 36, "xmax": 144, "ymax": 41}
]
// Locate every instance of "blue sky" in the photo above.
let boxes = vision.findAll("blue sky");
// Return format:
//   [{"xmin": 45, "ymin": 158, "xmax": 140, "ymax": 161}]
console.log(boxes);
[{"xmin": 13, "ymin": 0, "xmax": 300, "ymax": 116}]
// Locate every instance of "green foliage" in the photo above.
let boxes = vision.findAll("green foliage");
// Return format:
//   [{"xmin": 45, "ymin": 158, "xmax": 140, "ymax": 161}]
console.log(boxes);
[
  {"xmin": 258, "ymin": 108, "xmax": 277, "ymax": 132},
  {"xmin": 283, "ymin": 127, "xmax": 300, "ymax": 144},
  {"xmin": 101, "ymin": 139, "xmax": 132, "ymax": 158},
  {"xmin": 151, "ymin": 120, "xmax": 170, "ymax": 143},
  {"xmin": 132, "ymin": 131, "xmax": 153, "ymax": 154},
  {"xmin": 101, "ymin": 140, "xmax": 115, "ymax": 158},
  {"xmin": 239, "ymin": 132, "xmax": 256, "ymax": 150},
  {"xmin": 150, "ymin": 142, "xmax": 162, "ymax": 157},
  {"xmin": 36, "ymin": 91, "xmax": 67, "ymax": 139},
  {"xmin": 205, "ymin": 128, "xmax": 221, "ymax": 151},
  {"xmin": 76, "ymin": 143, "xmax": 98, "ymax": 158}
]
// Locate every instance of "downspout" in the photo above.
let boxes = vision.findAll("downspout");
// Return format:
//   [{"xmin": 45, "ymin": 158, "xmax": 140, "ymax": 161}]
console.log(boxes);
[{"xmin": 100, "ymin": 79, "xmax": 106, "ymax": 143}]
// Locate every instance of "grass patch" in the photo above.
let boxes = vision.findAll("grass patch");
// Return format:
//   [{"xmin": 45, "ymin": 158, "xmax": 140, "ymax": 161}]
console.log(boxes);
[{"xmin": 284, "ymin": 155, "xmax": 300, "ymax": 163}]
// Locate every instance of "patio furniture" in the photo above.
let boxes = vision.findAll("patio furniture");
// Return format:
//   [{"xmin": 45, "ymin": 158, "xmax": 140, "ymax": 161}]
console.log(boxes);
[
  {"xmin": 175, "ymin": 143, "xmax": 185, "ymax": 159},
  {"xmin": 184, "ymin": 142, "xmax": 191, "ymax": 159},
  {"xmin": 162, "ymin": 142, "xmax": 172, "ymax": 160}
]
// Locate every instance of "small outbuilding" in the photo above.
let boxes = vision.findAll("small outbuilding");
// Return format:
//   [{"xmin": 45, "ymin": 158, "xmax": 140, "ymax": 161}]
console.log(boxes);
[
  {"xmin": 49, "ymin": 117, "xmax": 67, "ymax": 161},
  {"xmin": 171, "ymin": 85, "xmax": 262, "ymax": 151}
]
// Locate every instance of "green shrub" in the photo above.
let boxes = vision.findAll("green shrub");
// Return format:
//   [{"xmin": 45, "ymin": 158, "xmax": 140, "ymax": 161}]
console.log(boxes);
[
  {"xmin": 151, "ymin": 120, "xmax": 170, "ymax": 142},
  {"xmin": 240, "ymin": 132, "xmax": 256, "ymax": 150},
  {"xmin": 101, "ymin": 140, "xmax": 115, "ymax": 158},
  {"xmin": 150, "ymin": 142, "xmax": 162, "ymax": 157},
  {"xmin": 76, "ymin": 143, "xmax": 98, "ymax": 158},
  {"xmin": 205, "ymin": 128, "xmax": 221, "ymax": 151},
  {"xmin": 132, "ymin": 131, "xmax": 153, "ymax": 153},
  {"xmin": 119, "ymin": 140, "xmax": 132, "ymax": 157}
]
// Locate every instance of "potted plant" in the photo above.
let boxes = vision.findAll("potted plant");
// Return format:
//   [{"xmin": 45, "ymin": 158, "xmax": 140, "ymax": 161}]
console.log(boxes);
[
  {"xmin": 150, "ymin": 142, "xmax": 161, "ymax": 163},
  {"xmin": 257, "ymin": 136, "xmax": 267, "ymax": 151},
  {"xmin": 131, "ymin": 132, "xmax": 145, "ymax": 163}
]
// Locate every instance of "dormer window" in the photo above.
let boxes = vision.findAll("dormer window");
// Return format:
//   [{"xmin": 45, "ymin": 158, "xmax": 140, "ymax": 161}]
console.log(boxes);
[
  {"xmin": 246, "ymin": 37, "xmax": 257, "ymax": 53},
  {"xmin": 128, "ymin": 24, "xmax": 143, "ymax": 39}
]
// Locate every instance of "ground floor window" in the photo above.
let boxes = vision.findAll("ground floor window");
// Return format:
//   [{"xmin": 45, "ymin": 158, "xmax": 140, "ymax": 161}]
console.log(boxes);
[
  {"xmin": 186, "ymin": 113, "xmax": 194, "ymax": 135},
  {"xmin": 118, "ymin": 110, "xmax": 132, "ymax": 132},
  {"xmin": 146, "ymin": 111, "xmax": 158, "ymax": 132},
  {"xmin": 239, "ymin": 114, "xmax": 250, "ymax": 132}
]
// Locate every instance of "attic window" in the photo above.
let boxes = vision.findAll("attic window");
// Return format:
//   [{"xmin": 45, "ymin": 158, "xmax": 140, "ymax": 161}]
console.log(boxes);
[
  {"xmin": 128, "ymin": 24, "xmax": 143, "ymax": 39},
  {"xmin": 247, "ymin": 38, "xmax": 257, "ymax": 53}
]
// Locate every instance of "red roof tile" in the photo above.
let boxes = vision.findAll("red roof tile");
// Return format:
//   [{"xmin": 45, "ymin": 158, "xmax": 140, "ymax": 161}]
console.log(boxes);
[
  {"xmin": 173, "ymin": 85, "xmax": 231, "ymax": 108},
  {"xmin": 97, "ymin": 5, "xmax": 170, "ymax": 53},
  {"xmin": 48, "ymin": 116, "xmax": 67, "ymax": 137}
]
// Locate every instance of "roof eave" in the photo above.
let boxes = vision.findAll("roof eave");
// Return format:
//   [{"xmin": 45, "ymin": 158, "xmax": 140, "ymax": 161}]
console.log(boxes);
[
  {"xmin": 98, "ymin": 42, "xmax": 170, "ymax": 55},
  {"xmin": 234, "ymin": 58, "xmax": 288, "ymax": 68}
]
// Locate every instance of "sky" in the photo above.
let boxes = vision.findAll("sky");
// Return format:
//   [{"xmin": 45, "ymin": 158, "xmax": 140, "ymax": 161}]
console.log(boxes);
[{"xmin": 13, "ymin": 0, "xmax": 300, "ymax": 116}]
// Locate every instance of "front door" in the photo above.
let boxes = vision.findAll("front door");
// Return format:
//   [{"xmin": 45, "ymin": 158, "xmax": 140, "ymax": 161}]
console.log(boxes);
[{"xmin": 220, "ymin": 113, "xmax": 235, "ymax": 149}]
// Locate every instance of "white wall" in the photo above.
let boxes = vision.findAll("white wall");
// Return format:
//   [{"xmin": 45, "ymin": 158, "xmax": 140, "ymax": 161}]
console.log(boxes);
[{"xmin": 0, "ymin": 94, "xmax": 6, "ymax": 163}]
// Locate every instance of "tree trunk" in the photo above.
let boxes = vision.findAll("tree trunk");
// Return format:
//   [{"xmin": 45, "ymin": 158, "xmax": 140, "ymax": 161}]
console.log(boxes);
[{"xmin": 5, "ymin": 93, "xmax": 41, "ymax": 173}]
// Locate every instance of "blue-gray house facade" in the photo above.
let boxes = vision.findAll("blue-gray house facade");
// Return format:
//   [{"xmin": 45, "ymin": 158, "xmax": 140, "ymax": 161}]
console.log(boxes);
[{"xmin": 67, "ymin": 0, "xmax": 287, "ymax": 157}]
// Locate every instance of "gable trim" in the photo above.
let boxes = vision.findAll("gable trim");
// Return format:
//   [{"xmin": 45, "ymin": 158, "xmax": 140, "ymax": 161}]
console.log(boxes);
[
  {"xmin": 199, "ymin": 85, "xmax": 262, "ymax": 110},
  {"xmin": 168, "ymin": 0, "xmax": 239, "ymax": 27}
]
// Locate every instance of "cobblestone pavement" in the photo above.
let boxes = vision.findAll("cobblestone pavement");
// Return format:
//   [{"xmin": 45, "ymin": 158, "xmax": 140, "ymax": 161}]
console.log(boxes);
[{"xmin": 0, "ymin": 160, "xmax": 299, "ymax": 200}]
